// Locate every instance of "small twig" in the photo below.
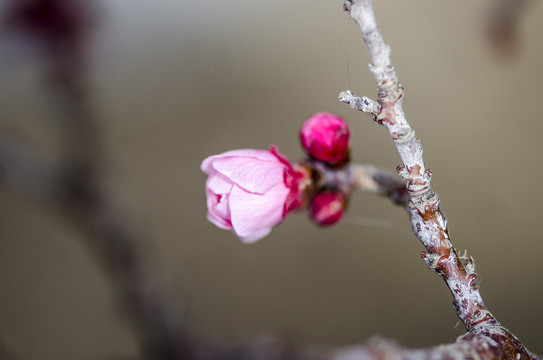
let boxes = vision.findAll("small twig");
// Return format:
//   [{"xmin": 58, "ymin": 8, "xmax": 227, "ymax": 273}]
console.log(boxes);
[
  {"xmin": 350, "ymin": 164, "xmax": 408, "ymax": 207},
  {"xmin": 338, "ymin": 91, "xmax": 380, "ymax": 119},
  {"xmin": 307, "ymin": 160, "xmax": 407, "ymax": 207}
]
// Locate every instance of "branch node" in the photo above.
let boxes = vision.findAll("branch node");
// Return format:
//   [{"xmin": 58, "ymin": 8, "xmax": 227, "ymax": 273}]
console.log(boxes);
[
  {"xmin": 338, "ymin": 90, "xmax": 380, "ymax": 119},
  {"xmin": 408, "ymin": 188, "xmax": 439, "ymax": 214},
  {"xmin": 391, "ymin": 126, "xmax": 414, "ymax": 143},
  {"xmin": 396, "ymin": 165, "xmax": 409, "ymax": 179},
  {"xmin": 421, "ymin": 251, "xmax": 441, "ymax": 272},
  {"xmin": 459, "ymin": 250, "xmax": 477, "ymax": 276}
]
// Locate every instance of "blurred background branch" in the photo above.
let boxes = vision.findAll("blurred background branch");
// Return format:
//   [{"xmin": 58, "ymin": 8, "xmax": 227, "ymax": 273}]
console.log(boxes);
[
  {"xmin": 0, "ymin": 1, "xmax": 190, "ymax": 359},
  {"xmin": 485, "ymin": 0, "xmax": 533, "ymax": 57}
]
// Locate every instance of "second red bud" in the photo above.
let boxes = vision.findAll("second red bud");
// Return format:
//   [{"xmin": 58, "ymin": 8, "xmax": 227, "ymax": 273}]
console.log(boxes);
[{"xmin": 309, "ymin": 191, "xmax": 346, "ymax": 226}]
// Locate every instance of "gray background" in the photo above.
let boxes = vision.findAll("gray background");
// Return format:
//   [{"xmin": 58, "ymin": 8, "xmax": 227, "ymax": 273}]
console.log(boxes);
[{"xmin": 1, "ymin": 0, "xmax": 542, "ymax": 359}]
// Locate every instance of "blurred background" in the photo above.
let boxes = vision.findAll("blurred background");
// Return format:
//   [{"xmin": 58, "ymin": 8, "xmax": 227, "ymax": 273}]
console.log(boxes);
[{"xmin": 0, "ymin": 0, "xmax": 542, "ymax": 359}]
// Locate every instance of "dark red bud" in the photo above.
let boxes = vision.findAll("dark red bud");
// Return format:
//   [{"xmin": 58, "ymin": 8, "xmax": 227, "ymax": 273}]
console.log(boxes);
[
  {"xmin": 309, "ymin": 191, "xmax": 345, "ymax": 226},
  {"xmin": 300, "ymin": 112, "xmax": 350, "ymax": 166}
]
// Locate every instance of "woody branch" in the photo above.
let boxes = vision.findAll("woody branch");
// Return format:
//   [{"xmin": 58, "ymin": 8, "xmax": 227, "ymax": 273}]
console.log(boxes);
[
  {"xmin": 339, "ymin": 0, "xmax": 537, "ymax": 358},
  {"xmin": 339, "ymin": 0, "xmax": 494, "ymax": 331}
]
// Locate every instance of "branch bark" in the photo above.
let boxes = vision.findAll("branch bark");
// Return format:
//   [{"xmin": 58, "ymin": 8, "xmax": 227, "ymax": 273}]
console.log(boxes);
[{"xmin": 339, "ymin": 0, "xmax": 539, "ymax": 358}]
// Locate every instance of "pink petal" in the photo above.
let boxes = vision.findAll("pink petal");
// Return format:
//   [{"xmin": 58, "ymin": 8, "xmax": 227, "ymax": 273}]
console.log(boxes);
[
  {"xmin": 206, "ymin": 188, "xmax": 232, "ymax": 230},
  {"xmin": 207, "ymin": 211, "xmax": 232, "ymax": 230},
  {"xmin": 239, "ymin": 228, "xmax": 272, "ymax": 244},
  {"xmin": 229, "ymin": 183, "xmax": 290, "ymax": 242},
  {"xmin": 206, "ymin": 171, "xmax": 234, "ymax": 194},
  {"xmin": 205, "ymin": 174, "xmax": 233, "ymax": 230},
  {"xmin": 211, "ymin": 156, "xmax": 285, "ymax": 194},
  {"xmin": 201, "ymin": 149, "xmax": 277, "ymax": 174}
]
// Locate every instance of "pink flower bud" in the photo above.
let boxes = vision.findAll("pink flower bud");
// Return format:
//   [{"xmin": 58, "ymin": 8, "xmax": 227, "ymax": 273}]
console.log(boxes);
[
  {"xmin": 201, "ymin": 146, "xmax": 308, "ymax": 243},
  {"xmin": 309, "ymin": 191, "xmax": 345, "ymax": 226},
  {"xmin": 300, "ymin": 112, "xmax": 350, "ymax": 166}
]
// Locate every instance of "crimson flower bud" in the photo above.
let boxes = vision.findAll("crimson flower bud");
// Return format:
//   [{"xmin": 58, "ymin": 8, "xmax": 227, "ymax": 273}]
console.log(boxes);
[
  {"xmin": 309, "ymin": 191, "xmax": 345, "ymax": 226},
  {"xmin": 300, "ymin": 112, "xmax": 350, "ymax": 166}
]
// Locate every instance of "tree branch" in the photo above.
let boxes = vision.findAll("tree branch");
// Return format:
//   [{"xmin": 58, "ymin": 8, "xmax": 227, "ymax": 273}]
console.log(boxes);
[
  {"xmin": 338, "ymin": 91, "xmax": 380, "ymax": 119},
  {"xmin": 310, "ymin": 161, "xmax": 408, "ymax": 207},
  {"xmin": 342, "ymin": 0, "xmax": 493, "ymax": 331},
  {"xmin": 339, "ymin": 0, "xmax": 539, "ymax": 358}
]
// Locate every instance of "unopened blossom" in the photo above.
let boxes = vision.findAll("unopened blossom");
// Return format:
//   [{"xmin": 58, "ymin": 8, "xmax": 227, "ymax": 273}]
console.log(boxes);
[
  {"xmin": 201, "ymin": 146, "xmax": 309, "ymax": 243},
  {"xmin": 309, "ymin": 191, "xmax": 345, "ymax": 226},
  {"xmin": 300, "ymin": 112, "xmax": 350, "ymax": 166}
]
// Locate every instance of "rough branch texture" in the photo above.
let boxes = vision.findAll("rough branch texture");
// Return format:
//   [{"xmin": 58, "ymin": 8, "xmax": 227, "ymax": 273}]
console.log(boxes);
[{"xmin": 340, "ymin": 0, "xmax": 539, "ymax": 358}]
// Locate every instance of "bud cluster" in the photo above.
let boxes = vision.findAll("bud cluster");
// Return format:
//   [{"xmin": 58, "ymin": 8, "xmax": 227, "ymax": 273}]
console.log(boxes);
[
  {"xmin": 201, "ymin": 112, "xmax": 353, "ymax": 241},
  {"xmin": 300, "ymin": 113, "xmax": 351, "ymax": 227}
]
